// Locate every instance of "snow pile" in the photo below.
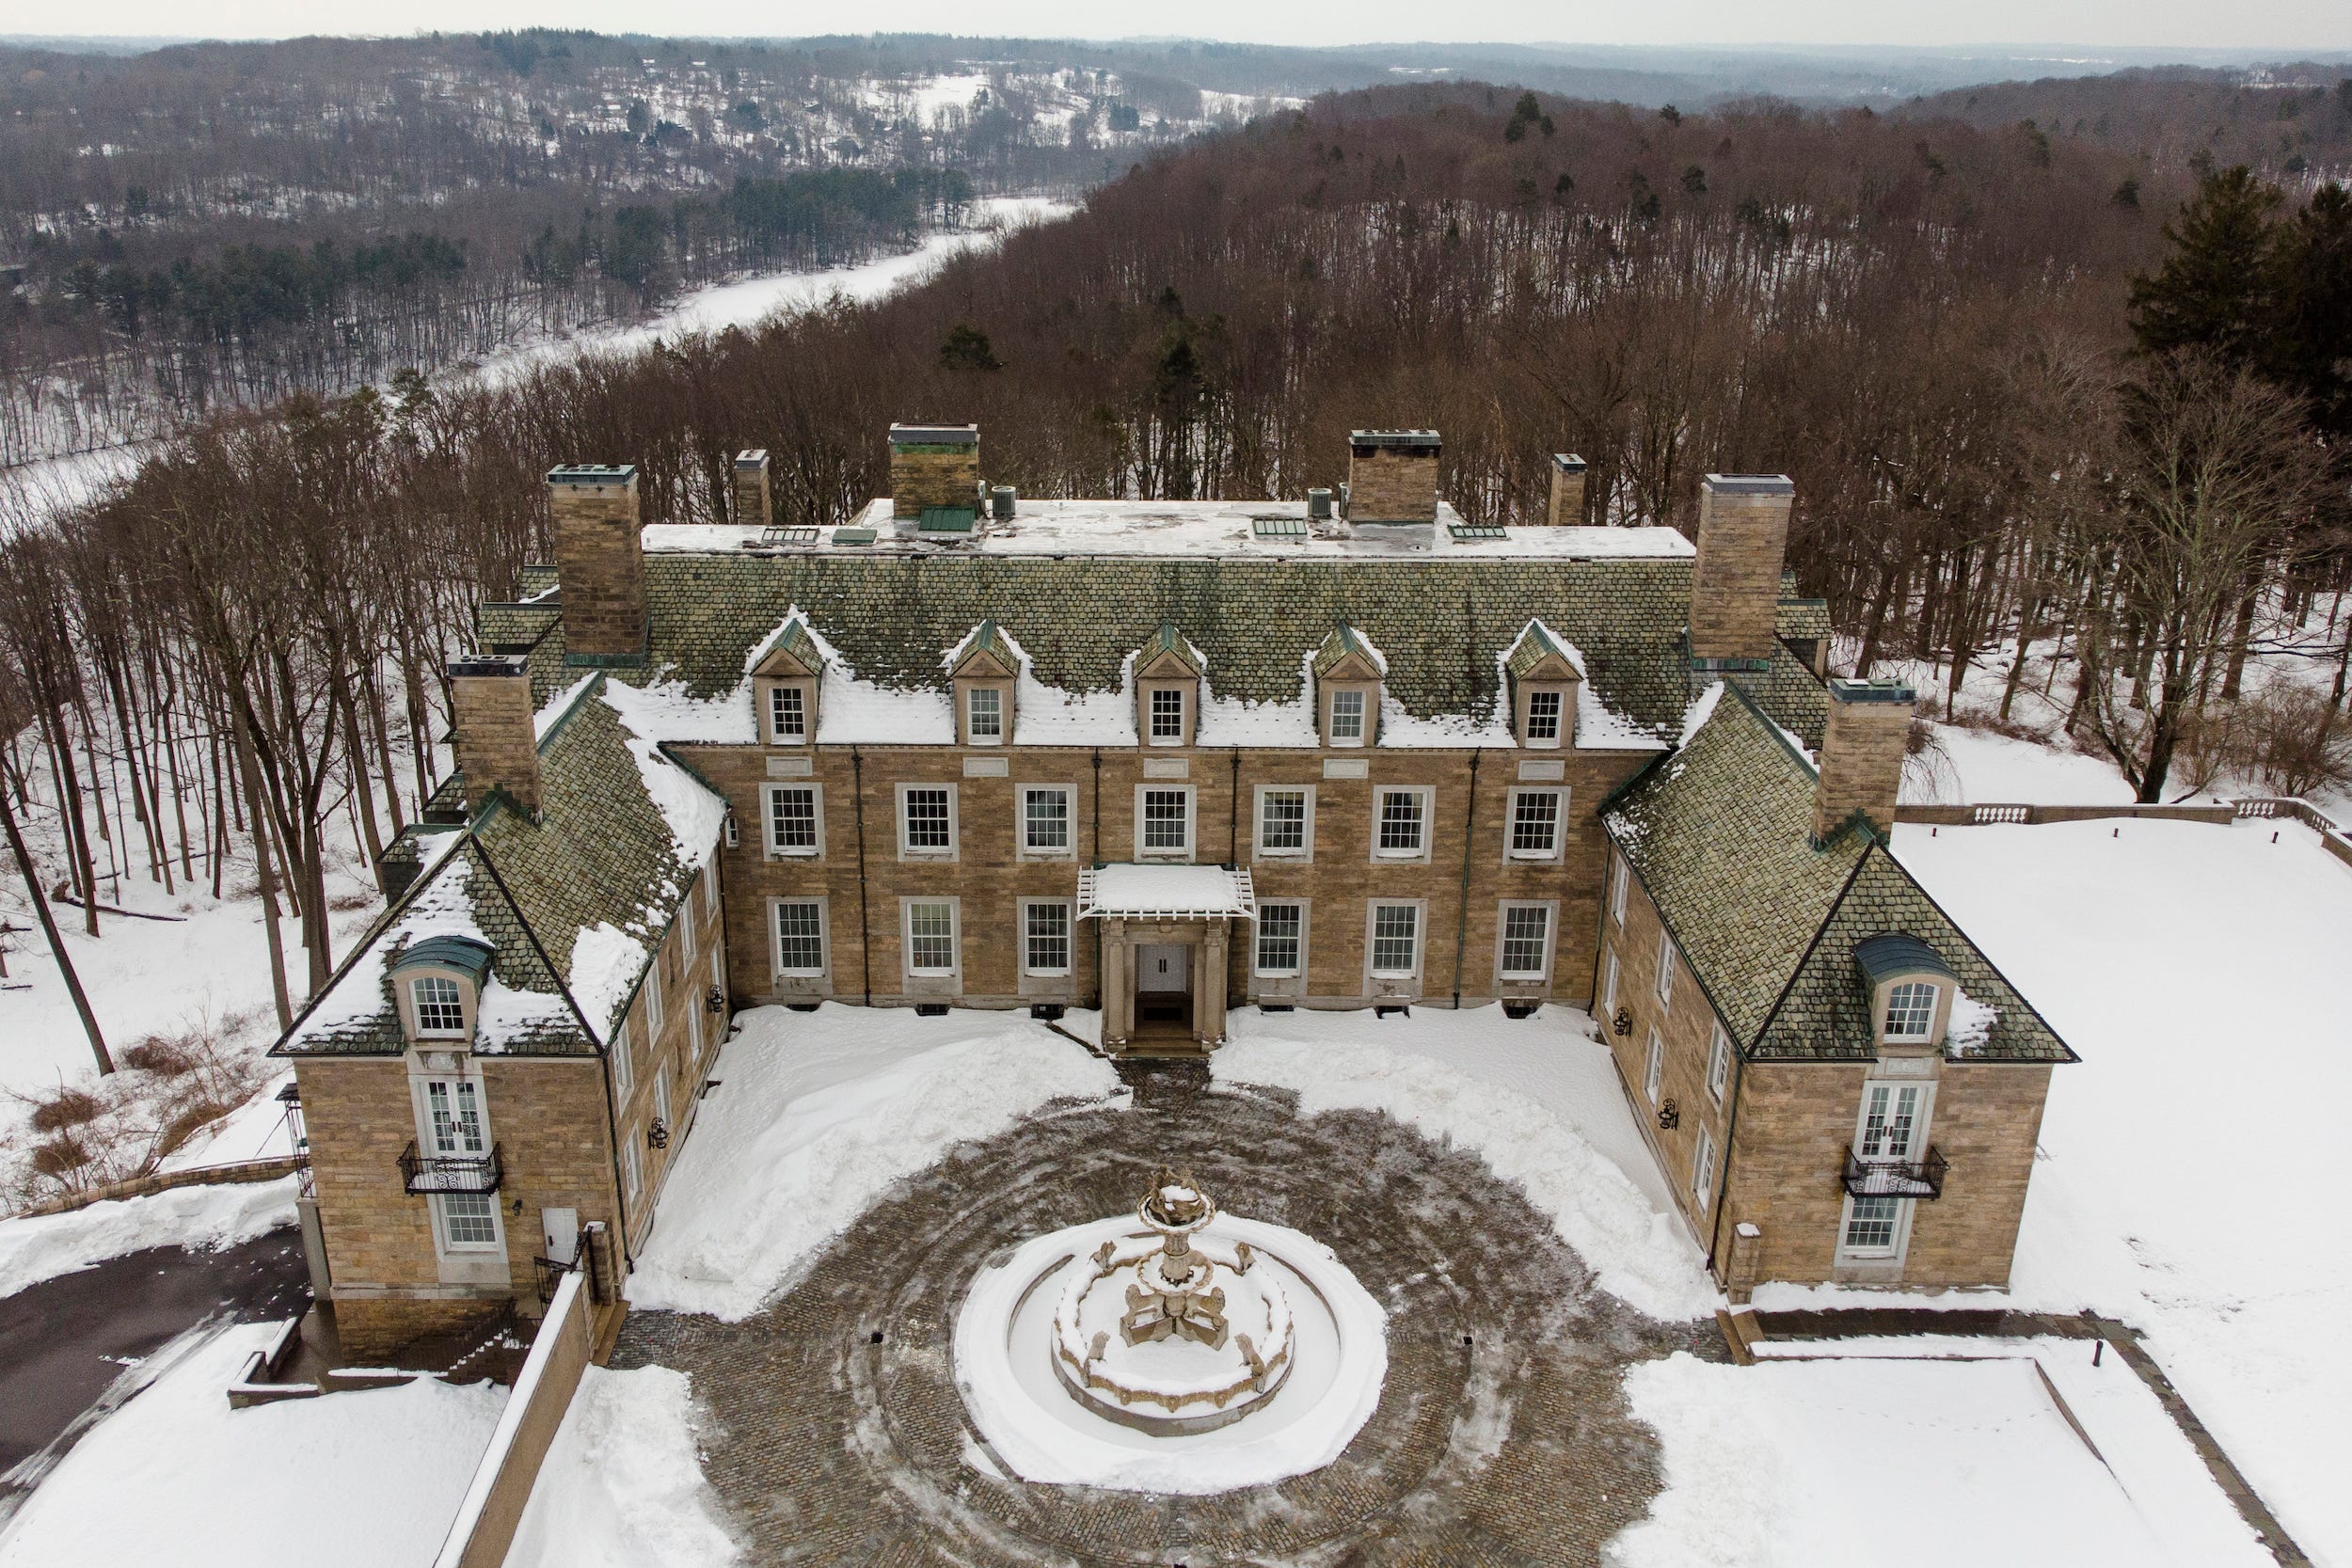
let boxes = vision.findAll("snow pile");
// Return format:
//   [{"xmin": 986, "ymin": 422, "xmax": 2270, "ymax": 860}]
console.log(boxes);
[
  {"xmin": 0, "ymin": 1321, "xmax": 503, "ymax": 1568},
  {"xmin": 1214, "ymin": 1022, "xmax": 1718, "ymax": 1321},
  {"xmin": 566, "ymin": 922, "xmax": 651, "ymax": 1044},
  {"xmin": 505, "ymin": 1366, "xmax": 739, "ymax": 1568},
  {"xmin": 599, "ymin": 682, "xmax": 729, "ymax": 867},
  {"xmin": 628, "ymin": 1006, "xmax": 1120, "ymax": 1320},
  {"xmin": 1945, "ymin": 989, "xmax": 1998, "ymax": 1054},
  {"xmin": 0, "ymin": 1175, "xmax": 297, "ymax": 1300},
  {"xmin": 1613, "ymin": 1352, "xmax": 2260, "ymax": 1567}
]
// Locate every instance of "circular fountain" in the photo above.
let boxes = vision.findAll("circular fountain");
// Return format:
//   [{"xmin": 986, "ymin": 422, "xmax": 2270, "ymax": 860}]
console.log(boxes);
[{"xmin": 954, "ymin": 1165, "xmax": 1388, "ymax": 1495}]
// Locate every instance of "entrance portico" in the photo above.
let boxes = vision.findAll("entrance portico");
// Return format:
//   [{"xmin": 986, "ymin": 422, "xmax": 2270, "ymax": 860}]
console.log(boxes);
[{"xmin": 1079, "ymin": 864, "xmax": 1255, "ymax": 1053}]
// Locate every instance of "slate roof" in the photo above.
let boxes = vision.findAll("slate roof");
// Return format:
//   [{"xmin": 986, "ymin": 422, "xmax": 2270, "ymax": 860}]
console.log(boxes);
[
  {"xmin": 1309, "ymin": 623, "xmax": 1381, "ymax": 677},
  {"xmin": 1602, "ymin": 685, "xmax": 2071, "ymax": 1064}
]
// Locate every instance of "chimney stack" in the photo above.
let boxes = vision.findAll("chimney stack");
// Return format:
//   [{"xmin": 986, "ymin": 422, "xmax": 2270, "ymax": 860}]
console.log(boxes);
[
  {"xmin": 1345, "ymin": 430, "xmax": 1441, "ymax": 524},
  {"xmin": 548, "ymin": 465, "xmax": 645, "ymax": 661},
  {"xmin": 1813, "ymin": 678, "xmax": 1914, "ymax": 846},
  {"xmin": 888, "ymin": 423, "xmax": 980, "ymax": 520},
  {"xmin": 1546, "ymin": 453, "xmax": 1588, "ymax": 526},
  {"xmin": 449, "ymin": 654, "xmax": 541, "ymax": 816},
  {"xmin": 1690, "ymin": 474, "xmax": 1793, "ymax": 663},
  {"xmin": 733, "ymin": 450, "xmax": 771, "ymax": 527}
]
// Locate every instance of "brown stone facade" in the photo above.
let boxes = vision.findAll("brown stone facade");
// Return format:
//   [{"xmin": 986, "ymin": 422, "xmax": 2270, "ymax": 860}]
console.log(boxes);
[
  {"xmin": 1813, "ymin": 680, "xmax": 1914, "ymax": 843},
  {"xmin": 887, "ymin": 426, "xmax": 980, "ymax": 519},
  {"xmin": 1344, "ymin": 433, "xmax": 1440, "ymax": 524},
  {"xmin": 732, "ymin": 449, "xmax": 772, "ymax": 527},
  {"xmin": 678, "ymin": 740, "xmax": 1657, "ymax": 1027},
  {"xmin": 450, "ymin": 656, "xmax": 541, "ymax": 816},
  {"xmin": 1597, "ymin": 844, "xmax": 2050, "ymax": 1291},
  {"xmin": 1546, "ymin": 453, "xmax": 1588, "ymax": 527},
  {"xmin": 548, "ymin": 467, "xmax": 646, "ymax": 660},
  {"xmin": 1688, "ymin": 475, "xmax": 1792, "ymax": 662}
]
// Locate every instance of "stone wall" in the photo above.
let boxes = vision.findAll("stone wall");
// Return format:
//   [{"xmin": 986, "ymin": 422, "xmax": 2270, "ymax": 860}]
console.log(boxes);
[
  {"xmin": 451, "ymin": 662, "xmax": 540, "ymax": 815},
  {"xmin": 548, "ymin": 470, "xmax": 645, "ymax": 659},
  {"xmin": 889, "ymin": 437, "xmax": 980, "ymax": 519},
  {"xmin": 1813, "ymin": 683, "xmax": 1913, "ymax": 842},
  {"xmin": 1546, "ymin": 454, "xmax": 1587, "ymax": 527},
  {"xmin": 1345, "ymin": 447, "xmax": 1439, "ymax": 524},
  {"xmin": 1689, "ymin": 478, "xmax": 1791, "ymax": 661}
]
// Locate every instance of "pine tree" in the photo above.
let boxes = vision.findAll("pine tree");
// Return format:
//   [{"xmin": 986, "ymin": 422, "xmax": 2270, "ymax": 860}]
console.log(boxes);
[
  {"xmin": 2270, "ymin": 183, "xmax": 2352, "ymax": 437},
  {"xmin": 2127, "ymin": 166, "xmax": 2282, "ymax": 368}
]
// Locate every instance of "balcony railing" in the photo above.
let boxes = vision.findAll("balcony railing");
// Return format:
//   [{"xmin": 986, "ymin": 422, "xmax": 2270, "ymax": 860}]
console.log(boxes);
[
  {"xmin": 1841, "ymin": 1145, "xmax": 1947, "ymax": 1200},
  {"xmin": 400, "ymin": 1140, "xmax": 503, "ymax": 1195}
]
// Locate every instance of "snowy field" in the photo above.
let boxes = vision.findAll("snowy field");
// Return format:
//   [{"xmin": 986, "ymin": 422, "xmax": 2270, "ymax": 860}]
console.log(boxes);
[
  {"xmin": 1828, "ymin": 816, "xmax": 2352, "ymax": 1564},
  {"xmin": 0, "ymin": 1321, "xmax": 503, "ymax": 1567}
]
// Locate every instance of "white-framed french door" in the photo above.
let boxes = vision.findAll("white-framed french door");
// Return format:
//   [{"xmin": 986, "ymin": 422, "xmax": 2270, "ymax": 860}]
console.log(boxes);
[{"xmin": 1836, "ymin": 1078, "xmax": 1936, "ymax": 1266}]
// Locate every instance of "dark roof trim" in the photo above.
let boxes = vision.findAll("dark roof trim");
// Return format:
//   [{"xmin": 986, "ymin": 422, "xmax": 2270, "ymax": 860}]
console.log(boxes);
[
  {"xmin": 889, "ymin": 422, "xmax": 978, "ymax": 445},
  {"xmin": 547, "ymin": 464, "xmax": 636, "ymax": 484},
  {"xmin": 1853, "ymin": 932, "xmax": 1956, "ymax": 984},
  {"xmin": 390, "ymin": 934, "xmax": 494, "ymax": 981},
  {"xmin": 1703, "ymin": 473, "xmax": 1793, "ymax": 496}
]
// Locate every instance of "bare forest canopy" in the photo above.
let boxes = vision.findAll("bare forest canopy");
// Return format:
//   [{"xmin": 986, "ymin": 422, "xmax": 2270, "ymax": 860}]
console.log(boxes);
[
  {"xmin": 1901, "ymin": 68, "xmax": 2352, "ymax": 178},
  {"xmin": 3, "ymin": 87, "xmax": 2351, "ymax": 1122}
]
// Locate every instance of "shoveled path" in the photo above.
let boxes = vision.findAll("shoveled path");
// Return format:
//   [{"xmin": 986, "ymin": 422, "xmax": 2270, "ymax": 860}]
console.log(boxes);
[{"xmin": 613, "ymin": 1061, "xmax": 1721, "ymax": 1566}]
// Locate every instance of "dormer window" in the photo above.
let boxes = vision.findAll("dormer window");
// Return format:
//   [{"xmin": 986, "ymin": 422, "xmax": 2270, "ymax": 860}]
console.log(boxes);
[
  {"xmin": 1883, "ymin": 982, "xmax": 1938, "ymax": 1043},
  {"xmin": 750, "ymin": 615, "xmax": 825, "ymax": 747},
  {"xmin": 1150, "ymin": 688, "xmax": 1186, "ymax": 743},
  {"xmin": 1525, "ymin": 689, "xmax": 1563, "ymax": 744},
  {"xmin": 948, "ymin": 620, "xmax": 1018, "ymax": 747},
  {"xmin": 1854, "ymin": 933, "xmax": 1957, "ymax": 1053},
  {"xmin": 412, "ymin": 976, "xmax": 467, "ymax": 1037},
  {"xmin": 1329, "ymin": 689, "xmax": 1366, "ymax": 744},
  {"xmin": 1503, "ymin": 621, "xmax": 1582, "ymax": 750},
  {"xmin": 770, "ymin": 685, "xmax": 806, "ymax": 742},
  {"xmin": 968, "ymin": 687, "xmax": 1004, "ymax": 743},
  {"xmin": 389, "ymin": 934, "xmax": 493, "ymax": 1047},
  {"xmin": 1133, "ymin": 623, "xmax": 1204, "ymax": 748},
  {"xmin": 1311, "ymin": 624, "xmax": 1386, "ymax": 749}
]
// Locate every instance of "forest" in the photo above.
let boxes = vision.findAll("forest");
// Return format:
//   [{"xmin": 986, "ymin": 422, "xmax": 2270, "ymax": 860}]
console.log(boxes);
[{"xmin": 2, "ymin": 82, "xmax": 2350, "ymax": 1156}]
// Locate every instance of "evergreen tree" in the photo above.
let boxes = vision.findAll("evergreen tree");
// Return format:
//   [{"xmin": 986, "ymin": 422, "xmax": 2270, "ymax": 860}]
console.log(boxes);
[
  {"xmin": 2270, "ymin": 183, "xmax": 2352, "ymax": 437},
  {"xmin": 2127, "ymin": 166, "xmax": 2281, "ymax": 368}
]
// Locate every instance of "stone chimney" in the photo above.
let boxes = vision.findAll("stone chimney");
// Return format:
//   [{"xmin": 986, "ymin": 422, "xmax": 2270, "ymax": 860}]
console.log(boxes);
[
  {"xmin": 548, "ymin": 465, "xmax": 645, "ymax": 661},
  {"xmin": 733, "ymin": 449, "xmax": 771, "ymax": 527},
  {"xmin": 1690, "ymin": 474, "xmax": 1794, "ymax": 663},
  {"xmin": 888, "ymin": 423, "xmax": 980, "ymax": 520},
  {"xmin": 1546, "ymin": 453, "xmax": 1587, "ymax": 526},
  {"xmin": 1345, "ymin": 430, "xmax": 1441, "ymax": 524},
  {"xmin": 1813, "ymin": 678, "xmax": 1915, "ymax": 846},
  {"xmin": 449, "ymin": 654, "xmax": 541, "ymax": 816}
]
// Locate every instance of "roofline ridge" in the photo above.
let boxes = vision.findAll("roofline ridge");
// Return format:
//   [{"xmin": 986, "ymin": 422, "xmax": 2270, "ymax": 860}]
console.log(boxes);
[
  {"xmin": 1746, "ymin": 844, "xmax": 1876, "ymax": 1056},
  {"xmin": 468, "ymin": 832, "xmax": 607, "ymax": 1053},
  {"xmin": 267, "ymin": 831, "xmax": 483, "ymax": 1057}
]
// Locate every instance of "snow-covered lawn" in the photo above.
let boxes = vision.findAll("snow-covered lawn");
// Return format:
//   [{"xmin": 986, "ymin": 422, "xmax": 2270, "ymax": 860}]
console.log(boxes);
[
  {"xmin": 1616, "ymin": 1348, "xmax": 2267, "ymax": 1567},
  {"xmin": 626, "ymin": 1004, "xmax": 1120, "ymax": 1320},
  {"xmin": 506, "ymin": 1365, "xmax": 739, "ymax": 1568},
  {"xmin": 1823, "ymin": 816, "xmax": 2352, "ymax": 1564},
  {"xmin": 0, "ymin": 1174, "xmax": 295, "ymax": 1300},
  {"xmin": 0, "ymin": 1321, "xmax": 503, "ymax": 1567}
]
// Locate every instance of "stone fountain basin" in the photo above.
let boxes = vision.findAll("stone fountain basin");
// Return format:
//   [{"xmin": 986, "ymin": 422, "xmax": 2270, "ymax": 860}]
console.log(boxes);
[{"xmin": 955, "ymin": 1213, "xmax": 1389, "ymax": 1495}]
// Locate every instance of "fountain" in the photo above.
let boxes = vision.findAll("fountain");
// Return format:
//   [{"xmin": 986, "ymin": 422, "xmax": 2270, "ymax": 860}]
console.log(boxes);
[{"xmin": 954, "ymin": 1164, "xmax": 1388, "ymax": 1494}]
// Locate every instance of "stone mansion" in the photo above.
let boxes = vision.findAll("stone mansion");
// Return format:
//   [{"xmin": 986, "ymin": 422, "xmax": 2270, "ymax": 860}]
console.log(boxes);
[{"xmin": 273, "ymin": 425, "xmax": 2074, "ymax": 1357}]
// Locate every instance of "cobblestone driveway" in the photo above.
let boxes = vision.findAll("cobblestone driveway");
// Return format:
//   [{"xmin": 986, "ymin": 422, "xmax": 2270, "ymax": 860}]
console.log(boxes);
[{"xmin": 613, "ymin": 1062, "xmax": 1721, "ymax": 1565}]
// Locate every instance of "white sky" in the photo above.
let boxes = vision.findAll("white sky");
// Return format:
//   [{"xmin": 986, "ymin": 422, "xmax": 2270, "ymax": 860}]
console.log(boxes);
[{"xmin": 21, "ymin": 1, "xmax": 2352, "ymax": 51}]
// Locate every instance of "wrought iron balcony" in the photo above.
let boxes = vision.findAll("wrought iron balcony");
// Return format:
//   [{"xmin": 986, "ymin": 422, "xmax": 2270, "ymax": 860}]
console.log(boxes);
[
  {"xmin": 399, "ymin": 1140, "xmax": 503, "ymax": 1195},
  {"xmin": 1841, "ymin": 1145, "xmax": 1947, "ymax": 1200}
]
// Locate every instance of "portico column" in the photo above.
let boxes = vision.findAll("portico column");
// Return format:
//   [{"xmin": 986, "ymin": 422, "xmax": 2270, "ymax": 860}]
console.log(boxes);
[
  {"xmin": 1104, "ymin": 917, "xmax": 1131, "ymax": 1047},
  {"xmin": 1199, "ymin": 917, "xmax": 1230, "ymax": 1045}
]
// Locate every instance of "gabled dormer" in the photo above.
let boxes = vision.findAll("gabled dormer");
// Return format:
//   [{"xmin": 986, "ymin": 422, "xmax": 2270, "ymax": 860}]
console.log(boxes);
[
  {"xmin": 748, "ymin": 615, "xmax": 824, "ymax": 746},
  {"xmin": 948, "ymin": 620, "xmax": 1019, "ymax": 746},
  {"xmin": 1134, "ymin": 623, "xmax": 1204, "ymax": 747},
  {"xmin": 1502, "ymin": 621, "xmax": 1583, "ymax": 749},
  {"xmin": 390, "ymin": 934, "xmax": 496, "ymax": 1049},
  {"xmin": 1311, "ymin": 623, "xmax": 1387, "ymax": 748}
]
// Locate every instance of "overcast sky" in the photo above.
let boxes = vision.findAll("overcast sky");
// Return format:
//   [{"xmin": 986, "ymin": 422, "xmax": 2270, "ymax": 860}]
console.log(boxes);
[{"xmin": 24, "ymin": 0, "xmax": 2352, "ymax": 51}]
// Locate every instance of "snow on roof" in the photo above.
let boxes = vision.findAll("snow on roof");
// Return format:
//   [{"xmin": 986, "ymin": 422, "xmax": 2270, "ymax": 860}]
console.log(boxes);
[
  {"xmin": 598, "ymin": 681, "xmax": 729, "ymax": 869},
  {"xmin": 1680, "ymin": 681, "xmax": 1727, "ymax": 748},
  {"xmin": 641, "ymin": 498, "xmax": 1697, "ymax": 562},
  {"xmin": 567, "ymin": 922, "xmax": 651, "ymax": 1046},
  {"xmin": 534, "ymin": 672, "xmax": 600, "ymax": 740},
  {"xmin": 1079, "ymin": 863, "xmax": 1257, "ymax": 921}
]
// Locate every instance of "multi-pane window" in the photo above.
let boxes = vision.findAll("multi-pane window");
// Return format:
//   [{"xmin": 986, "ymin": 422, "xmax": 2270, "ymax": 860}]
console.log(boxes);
[
  {"xmin": 440, "ymin": 1192, "xmax": 499, "ymax": 1248},
  {"xmin": 1024, "ymin": 902, "xmax": 1072, "ymax": 975},
  {"xmin": 1692, "ymin": 1127, "xmax": 1718, "ymax": 1212},
  {"xmin": 769, "ymin": 684, "xmax": 806, "ymax": 741},
  {"xmin": 1258, "ymin": 788, "xmax": 1309, "ymax": 854},
  {"xmin": 1524, "ymin": 688, "xmax": 1563, "ymax": 743},
  {"xmin": 622, "ymin": 1137, "xmax": 643, "ymax": 1200},
  {"xmin": 1655, "ymin": 940, "xmax": 1677, "ymax": 1005},
  {"xmin": 1644, "ymin": 1028, "xmax": 1664, "ymax": 1104},
  {"xmin": 424, "ymin": 1078, "xmax": 486, "ymax": 1155},
  {"xmin": 1600, "ymin": 948, "xmax": 1620, "ymax": 1012},
  {"xmin": 1883, "ymin": 981, "xmax": 1938, "ymax": 1042},
  {"xmin": 901, "ymin": 786, "xmax": 953, "ymax": 853},
  {"xmin": 1023, "ymin": 787, "xmax": 1071, "ymax": 853},
  {"xmin": 1256, "ymin": 903, "xmax": 1304, "ymax": 975},
  {"xmin": 1500, "ymin": 905, "xmax": 1551, "ymax": 978},
  {"xmin": 767, "ymin": 784, "xmax": 819, "ymax": 856},
  {"xmin": 645, "ymin": 958, "xmax": 663, "ymax": 1034},
  {"xmin": 774, "ymin": 901, "xmax": 825, "ymax": 975},
  {"xmin": 1611, "ymin": 856, "xmax": 1629, "ymax": 925},
  {"xmin": 967, "ymin": 687, "xmax": 1003, "ymax": 742},
  {"xmin": 906, "ymin": 901, "xmax": 957, "ymax": 974},
  {"xmin": 1857, "ymin": 1083, "xmax": 1925, "ymax": 1162},
  {"xmin": 1375, "ymin": 789, "xmax": 1425, "ymax": 857},
  {"xmin": 1328, "ymin": 689, "xmax": 1366, "ymax": 743},
  {"xmin": 1149, "ymin": 688, "xmax": 1186, "ymax": 742},
  {"xmin": 1707, "ymin": 1023, "xmax": 1732, "ymax": 1102},
  {"xmin": 411, "ymin": 975, "xmax": 465, "ymax": 1036},
  {"xmin": 1843, "ymin": 1196, "xmax": 1900, "ymax": 1253},
  {"xmin": 654, "ymin": 1059, "xmax": 671, "ymax": 1130},
  {"xmin": 1370, "ymin": 904, "xmax": 1420, "ymax": 976},
  {"xmin": 1141, "ymin": 789, "xmax": 1191, "ymax": 854},
  {"xmin": 612, "ymin": 1020, "xmax": 633, "ymax": 1092},
  {"xmin": 1508, "ymin": 790, "xmax": 1562, "ymax": 858}
]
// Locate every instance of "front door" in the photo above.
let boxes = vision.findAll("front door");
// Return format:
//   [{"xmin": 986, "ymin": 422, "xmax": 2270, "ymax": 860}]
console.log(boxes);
[{"xmin": 1136, "ymin": 944, "xmax": 1189, "ymax": 993}]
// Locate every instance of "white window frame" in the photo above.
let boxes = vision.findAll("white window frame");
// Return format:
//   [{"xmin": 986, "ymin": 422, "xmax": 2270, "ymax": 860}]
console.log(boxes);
[
  {"xmin": 1497, "ymin": 900, "xmax": 1555, "ymax": 981},
  {"xmin": 700, "ymin": 863, "xmax": 718, "ymax": 921},
  {"xmin": 434, "ymin": 1192, "xmax": 503, "ymax": 1254},
  {"xmin": 771, "ymin": 897, "xmax": 828, "ymax": 979},
  {"xmin": 611, "ymin": 1017, "xmax": 633, "ymax": 1094},
  {"xmin": 1644, "ymin": 1026, "xmax": 1664, "ymax": 1104},
  {"xmin": 966, "ymin": 685, "xmax": 1004, "ymax": 745},
  {"xmin": 1504, "ymin": 787, "xmax": 1566, "ymax": 862},
  {"xmin": 654, "ymin": 1055, "xmax": 672, "ymax": 1130},
  {"xmin": 896, "ymin": 783, "xmax": 960, "ymax": 860},
  {"xmin": 622, "ymin": 1136, "xmax": 643, "ymax": 1200},
  {"xmin": 1372, "ymin": 785, "xmax": 1434, "ymax": 862},
  {"xmin": 1147, "ymin": 686, "xmax": 1188, "ymax": 746},
  {"xmin": 409, "ymin": 974, "xmax": 467, "ymax": 1037},
  {"xmin": 1252, "ymin": 784, "xmax": 1316, "ymax": 860},
  {"xmin": 1883, "ymin": 980, "xmax": 1940, "ymax": 1044},
  {"xmin": 901, "ymin": 897, "xmax": 961, "ymax": 979},
  {"xmin": 1327, "ymin": 687, "xmax": 1368, "ymax": 747},
  {"xmin": 1691, "ymin": 1126, "xmax": 1717, "ymax": 1212},
  {"xmin": 644, "ymin": 954, "xmax": 664, "ymax": 1037},
  {"xmin": 1837, "ymin": 1080, "xmax": 1936, "ymax": 1263},
  {"xmin": 1367, "ymin": 900, "xmax": 1424, "ymax": 980},
  {"xmin": 1838, "ymin": 1193, "xmax": 1906, "ymax": 1259},
  {"xmin": 1707, "ymin": 1022, "xmax": 1733, "ymax": 1103},
  {"xmin": 1018, "ymin": 784, "xmax": 1075, "ymax": 859},
  {"xmin": 1522, "ymin": 686, "xmax": 1565, "ymax": 748},
  {"xmin": 418, "ymin": 1074, "xmax": 489, "ymax": 1157},
  {"xmin": 1655, "ymin": 936, "xmax": 1677, "ymax": 1006},
  {"xmin": 764, "ymin": 783, "xmax": 824, "ymax": 859},
  {"xmin": 767, "ymin": 683, "xmax": 808, "ymax": 744},
  {"xmin": 681, "ymin": 892, "xmax": 698, "ymax": 961},
  {"xmin": 1254, "ymin": 900, "xmax": 1307, "ymax": 977},
  {"xmin": 1611, "ymin": 853, "xmax": 1629, "ymax": 926},
  {"xmin": 1134, "ymin": 784, "xmax": 1196, "ymax": 862},
  {"xmin": 1600, "ymin": 946, "xmax": 1620, "ymax": 1012},
  {"xmin": 1020, "ymin": 898, "xmax": 1073, "ymax": 977}
]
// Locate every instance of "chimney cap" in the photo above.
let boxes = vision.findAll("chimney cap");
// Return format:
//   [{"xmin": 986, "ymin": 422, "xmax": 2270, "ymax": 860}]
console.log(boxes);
[
  {"xmin": 449, "ymin": 652, "xmax": 531, "ymax": 680},
  {"xmin": 547, "ymin": 464, "xmax": 637, "ymax": 486},
  {"xmin": 735, "ymin": 449, "xmax": 771, "ymax": 468},
  {"xmin": 1550, "ymin": 452, "xmax": 1587, "ymax": 473},
  {"xmin": 1349, "ymin": 429, "xmax": 1441, "ymax": 451},
  {"xmin": 1827, "ymin": 677, "xmax": 1916, "ymax": 705},
  {"xmin": 888, "ymin": 422, "xmax": 979, "ymax": 446},
  {"xmin": 1701, "ymin": 473, "xmax": 1793, "ymax": 497}
]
